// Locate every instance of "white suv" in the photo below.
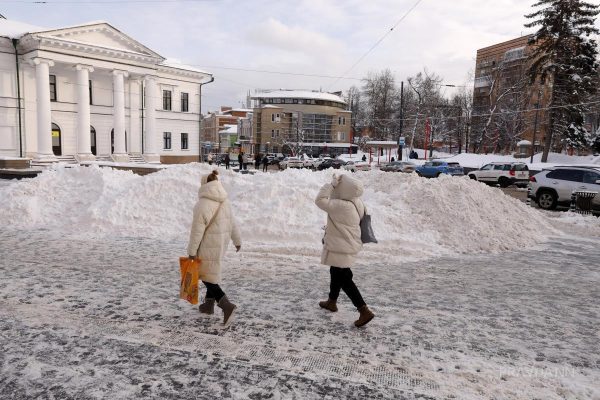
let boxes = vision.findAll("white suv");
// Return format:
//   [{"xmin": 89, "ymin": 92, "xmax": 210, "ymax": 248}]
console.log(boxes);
[
  {"xmin": 528, "ymin": 166, "xmax": 600, "ymax": 210},
  {"xmin": 468, "ymin": 162, "xmax": 529, "ymax": 187}
]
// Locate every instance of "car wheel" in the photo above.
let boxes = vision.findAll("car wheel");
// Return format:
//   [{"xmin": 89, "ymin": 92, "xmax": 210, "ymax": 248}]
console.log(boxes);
[
  {"xmin": 537, "ymin": 190, "xmax": 557, "ymax": 210},
  {"xmin": 436, "ymin": 172, "xmax": 442, "ymax": 178},
  {"xmin": 499, "ymin": 177, "xmax": 511, "ymax": 188},
  {"xmin": 469, "ymin": 174, "xmax": 477, "ymax": 180}
]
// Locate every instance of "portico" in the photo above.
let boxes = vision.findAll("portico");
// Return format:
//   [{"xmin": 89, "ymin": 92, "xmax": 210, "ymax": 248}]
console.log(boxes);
[{"xmin": 1, "ymin": 19, "xmax": 212, "ymax": 164}]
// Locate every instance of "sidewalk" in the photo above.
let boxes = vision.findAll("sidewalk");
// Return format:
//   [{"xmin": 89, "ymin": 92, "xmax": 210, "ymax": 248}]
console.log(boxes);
[{"xmin": 1, "ymin": 229, "xmax": 599, "ymax": 399}]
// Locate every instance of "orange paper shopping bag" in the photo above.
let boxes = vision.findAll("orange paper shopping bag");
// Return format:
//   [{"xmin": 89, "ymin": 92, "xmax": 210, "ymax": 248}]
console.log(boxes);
[{"xmin": 179, "ymin": 257, "xmax": 201, "ymax": 304}]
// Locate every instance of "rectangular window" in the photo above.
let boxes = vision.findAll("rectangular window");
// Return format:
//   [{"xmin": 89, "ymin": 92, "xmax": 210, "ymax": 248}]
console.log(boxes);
[
  {"xmin": 276, "ymin": 113, "xmax": 280, "ymax": 122},
  {"xmin": 181, "ymin": 133, "xmax": 188, "ymax": 150},
  {"xmin": 89, "ymin": 80, "xmax": 93, "ymax": 105},
  {"xmin": 163, "ymin": 90, "xmax": 172, "ymax": 110},
  {"xmin": 49, "ymin": 75, "xmax": 57, "ymax": 102},
  {"xmin": 181, "ymin": 92, "xmax": 189, "ymax": 112},
  {"xmin": 271, "ymin": 129, "xmax": 275, "ymax": 139},
  {"xmin": 276, "ymin": 129, "xmax": 280, "ymax": 138},
  {"xmin": 271, "ymin": 114, "xmax": 275, "ymax": 122},
  {"xmin": 163, "ymin": 132, "xmax": 172, "ymax": 149}
]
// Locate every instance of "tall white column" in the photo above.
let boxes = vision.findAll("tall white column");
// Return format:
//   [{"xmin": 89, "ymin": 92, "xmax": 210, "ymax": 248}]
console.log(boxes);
[
  {"xmin": 32, "ymin": 58, "xmax": 55, "ymax": 160},
  {"xmin": 75, "ymin": 64, "xmax": 95, "ymax": 161},
  {"xmin": 129, "ymin": 79, "xmax": 141, "ymax": 154},
  {"xmin": 143, "ymin": 75, "xmax": 160, "ymax": 163},
  {"xmin": 112, "ymin": 70, "xmax": 129, "ymax": 161}
]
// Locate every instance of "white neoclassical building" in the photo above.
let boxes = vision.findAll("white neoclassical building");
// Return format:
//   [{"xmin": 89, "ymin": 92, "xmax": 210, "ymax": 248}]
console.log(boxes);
[{"xmin": 0, "ymin": 19, "xmax": 213, "ymax": 164}]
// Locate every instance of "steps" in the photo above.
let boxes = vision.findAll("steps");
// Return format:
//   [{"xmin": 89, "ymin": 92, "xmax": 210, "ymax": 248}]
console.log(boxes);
[{"xmin": 128, "ymin": 154, "xmax": 145, "ymax": 164}]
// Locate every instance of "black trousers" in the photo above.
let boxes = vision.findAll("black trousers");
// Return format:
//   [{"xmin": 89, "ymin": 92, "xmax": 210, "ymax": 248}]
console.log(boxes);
[
  {"xmin": 262, "ymin": 163, "xmax": 268, "ymax": 172},
  {"xmin": 203, "ymin": 281, "xmax": 225, "ymax": 302},
  {"xmin": 328, "ymin": 266, "xmax": 366, "ymax": 309}
]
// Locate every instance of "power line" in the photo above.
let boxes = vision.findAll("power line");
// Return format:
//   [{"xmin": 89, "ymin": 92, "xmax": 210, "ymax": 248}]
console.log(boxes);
[{"xmin": 327, "ymin": 0, "xmax": 425, "ymax": 90}]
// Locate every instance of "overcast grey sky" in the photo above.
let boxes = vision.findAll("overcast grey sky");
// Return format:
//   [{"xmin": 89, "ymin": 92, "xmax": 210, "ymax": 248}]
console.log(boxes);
[{"xmin": 3, "ymin": 0, "xmax": 594, "ymax": 112}]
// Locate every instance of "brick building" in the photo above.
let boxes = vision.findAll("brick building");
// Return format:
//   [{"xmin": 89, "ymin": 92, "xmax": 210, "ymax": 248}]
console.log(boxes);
[{"xmin": 472, "ymin": 35, "xmax": 550, "ymax": 155}]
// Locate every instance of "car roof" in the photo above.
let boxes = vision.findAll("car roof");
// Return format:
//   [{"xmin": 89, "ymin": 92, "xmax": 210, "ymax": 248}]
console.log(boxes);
[
  {"xmin": 545, "ymin": 165, "xmax": 600, "ymax": 171},
  {"xmin": 489, "ymin": 161, "xmax": 525, "ymax": 165}
]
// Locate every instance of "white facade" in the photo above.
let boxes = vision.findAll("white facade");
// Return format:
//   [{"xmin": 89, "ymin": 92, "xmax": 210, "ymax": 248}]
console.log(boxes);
[{"xmin": 0, "ymin": 19, "xmax": 212, "ymax": 163}]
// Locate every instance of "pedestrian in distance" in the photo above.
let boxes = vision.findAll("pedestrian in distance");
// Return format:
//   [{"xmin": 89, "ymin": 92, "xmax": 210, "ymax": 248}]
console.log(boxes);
[
  {"xmin": 242, "ymin": 152, "xmax": 249, "ymax": 170},
  {"xmin": 262, "ymin": 155, "xmax": 269, "ymax": 172},
  {"xmin": 391, "ymin": 157, "xmax": 395, "ymax": 162},
  {"xmin": 315, "ymin": 173, "xmax": 375, "ymax": 327},
  {"xmin": 188, "ymin": 170, "xmax": 242, "ymax": 326},
  {"xmin": 224, "ymin": 154, "xmax": 230, "ymax": 170},
  {"xmin": 207, "ymin": 153, "xmax": 213, "ymax": 165},
  {"xmin": 255, "ymin": 153, "xmax": 261, "ymax": 170},
  {"xmin": 238, "ymin": 152, "xmax": 243, "ymax": 170},
  {"xmin": 361, "ymin": 154, "xmax": 367, "ymax": 162}
]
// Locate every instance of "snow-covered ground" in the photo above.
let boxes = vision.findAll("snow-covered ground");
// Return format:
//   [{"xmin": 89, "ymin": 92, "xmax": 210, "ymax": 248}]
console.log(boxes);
[{"xmin": 1, "ymin": 164, "xmax": 599, "ymax": 399}]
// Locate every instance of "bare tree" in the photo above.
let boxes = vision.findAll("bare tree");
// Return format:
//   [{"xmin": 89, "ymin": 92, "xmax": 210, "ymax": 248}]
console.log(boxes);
[{"xmin": 362, "ymin": 69, "xmax": 398, "ymax": 139}]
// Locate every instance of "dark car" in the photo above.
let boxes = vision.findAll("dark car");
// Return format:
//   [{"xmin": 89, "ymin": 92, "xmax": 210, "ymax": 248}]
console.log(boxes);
[{"xmin": 317, "ymin": 159, "xmax": 346, "ymax": 170}]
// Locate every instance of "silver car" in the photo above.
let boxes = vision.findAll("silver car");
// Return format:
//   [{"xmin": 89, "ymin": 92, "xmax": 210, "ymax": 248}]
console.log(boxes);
[{"xmin": 529, "ymin": 166, "xmax": 600, "ymax": 210}]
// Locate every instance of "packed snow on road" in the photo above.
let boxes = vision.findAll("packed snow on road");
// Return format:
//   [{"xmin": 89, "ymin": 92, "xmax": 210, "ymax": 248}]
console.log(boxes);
[{"xmin": 1, "ymin": 164, "xmax": 599, "ymax": 399}]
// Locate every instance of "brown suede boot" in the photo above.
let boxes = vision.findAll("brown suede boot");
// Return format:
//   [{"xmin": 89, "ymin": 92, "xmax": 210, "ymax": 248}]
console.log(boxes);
[
  {"xmin": 354, "ymin": 305, "xmax": 374, "ymax": 327},
  {"xmin": 319, "ymin": 298, "xmax": 338, "ymax": 312},
  {"xmin": 217, "ymin": 295, "xmax": 237, "ymax": 326},
  {"xmin": 198, "ymin": 298, "xmax": 215, "ymax": 315}
]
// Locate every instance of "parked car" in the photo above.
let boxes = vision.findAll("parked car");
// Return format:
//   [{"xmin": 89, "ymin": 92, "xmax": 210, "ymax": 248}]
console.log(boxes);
[
  {"xmin": 279, "ymin": 157, "xmax": 304, "ymax": 170},
  {"xmin": 312, "ymin": 156, "xmax": 332, "ymax": 169},
  {"xmin": 317, "ymin": 159, "xmax": 346, "ymax": 170},
  {"xmin": 468, "ymin": 162, "xmax": 529, "ymax": 187},
  {"xmin": 380, "ymin": 161, "xmax": 416, "ymax": 173},
  {"xmin": 343, "ymin": 161, "xmax": 371, "ymax": 172},
  {"xmin": 415, "ymin": 160, "xmax": 464, "ymax": 177},
  {"xmin": 528, "ymin": 166, "xmax": 600, "ymax": 210},
  {"xmin": 302, "ymin": 157, "xmax": 317, "ymax": 169}
]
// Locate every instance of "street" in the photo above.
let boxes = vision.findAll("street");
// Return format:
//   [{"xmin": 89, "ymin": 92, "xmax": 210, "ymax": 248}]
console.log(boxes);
[{"xmin": 1, "ymin": 228, "xmax": 599, "ymax": 399}]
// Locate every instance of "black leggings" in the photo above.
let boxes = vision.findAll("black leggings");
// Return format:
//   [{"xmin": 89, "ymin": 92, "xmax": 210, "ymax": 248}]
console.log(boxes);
[
  {"xmin": 203, "ymin": 281, "xmax": 225, "ymax": 302},
  {"xmin": 329, "ymin": 266, "xmax": 366, "ymax": 309}
]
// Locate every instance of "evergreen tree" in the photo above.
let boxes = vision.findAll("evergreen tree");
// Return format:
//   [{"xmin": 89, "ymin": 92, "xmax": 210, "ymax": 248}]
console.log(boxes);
[{"xmin": 526, "ymin": 0, "xmax": 599, "ymax": 161}]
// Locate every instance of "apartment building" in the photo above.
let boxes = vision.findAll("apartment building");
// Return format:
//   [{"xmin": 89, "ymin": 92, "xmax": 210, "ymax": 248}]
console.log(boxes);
[
  {"xmin": 251, "ymin": 90, "xmax": 353, "ymax": 156},
  {"xmin": 472, "ymin": 35, "xmax": 550, "ymax": 155},
  {"xmin": 201, "ymin": 107, "xmax": 252, "ymax": 153}
]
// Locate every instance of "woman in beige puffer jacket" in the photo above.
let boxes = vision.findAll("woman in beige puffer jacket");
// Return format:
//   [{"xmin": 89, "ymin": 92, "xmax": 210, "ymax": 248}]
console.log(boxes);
[
  {"xmin": 315, "ymin": 173, "xmax": 375, "ymax": 327},
  {"xmin": 188, "ymin": 170, "xmax": 241, "ymax": 326}
]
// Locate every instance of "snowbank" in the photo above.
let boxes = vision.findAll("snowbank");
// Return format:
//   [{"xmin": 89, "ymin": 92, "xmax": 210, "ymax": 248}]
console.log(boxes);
[{"xmin": 0, "ymin": 164, "xmax": 565, "ymax": 264}]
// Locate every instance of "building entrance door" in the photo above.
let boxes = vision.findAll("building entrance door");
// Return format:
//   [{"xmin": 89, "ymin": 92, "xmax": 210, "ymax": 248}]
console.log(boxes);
[{"xmin": 51, "ymin": 123, "xmax": 62, "ymax": 156}]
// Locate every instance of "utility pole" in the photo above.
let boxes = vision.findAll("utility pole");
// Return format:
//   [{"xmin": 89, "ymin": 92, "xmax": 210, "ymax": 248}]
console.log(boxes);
[
  {"xmin": 398, "ymin": 81, "xmax": 404, "ymax": 160},
  {"xmin": 530, "ymin": 89, "xmax": 542, "ymax": 164}
]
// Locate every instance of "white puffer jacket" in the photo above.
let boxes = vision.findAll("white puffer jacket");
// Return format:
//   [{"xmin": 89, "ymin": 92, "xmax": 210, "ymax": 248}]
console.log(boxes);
[
  {"xmin": 315, "ymin": 175, "xmax": 365, "ymax": 268},
  {"xmin": 187, "ymin": 176, "xmax": 241, "ymax": 284}
]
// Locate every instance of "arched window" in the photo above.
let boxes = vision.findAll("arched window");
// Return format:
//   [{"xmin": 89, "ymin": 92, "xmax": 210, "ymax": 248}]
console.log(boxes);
[
  {"xmin": 51, "ymin": 123, "xmax": 61, "ymax": 156},
  {"xmin": 90, "ymin": 126, "xmax": 97, "ymax": 156}
]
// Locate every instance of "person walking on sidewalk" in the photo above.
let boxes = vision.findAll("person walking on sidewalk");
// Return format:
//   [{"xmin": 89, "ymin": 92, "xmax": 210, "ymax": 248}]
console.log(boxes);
[
  {"xmin": 262, "ymin": 155, "xmax": 269, "ymax": 172},
  {"xmin": 188, "ymin": 170, "xmax": 242, "ymax": 326},
  {"xmin": 224, "ymin": 154, "xmax": 230, "ymax": 169},
  {"xmin": 315, "ymin": 173, "xmax": 375, "ymax": 327}
]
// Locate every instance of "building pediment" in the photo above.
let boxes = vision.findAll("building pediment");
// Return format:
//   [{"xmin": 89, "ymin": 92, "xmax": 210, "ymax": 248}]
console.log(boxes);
[{"xmin": 21, "ymin": 22, "xmax": 164, "ymax": 63}]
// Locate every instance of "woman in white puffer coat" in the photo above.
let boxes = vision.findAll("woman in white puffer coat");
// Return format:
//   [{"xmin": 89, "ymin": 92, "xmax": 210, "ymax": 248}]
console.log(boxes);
[
  {"xmin": 315, "ymin": 173, "xmax": 375, "ymax": 327},
  {"xmin": 188, "ymin": 170, "xmax": 241, "ymax": 326}
]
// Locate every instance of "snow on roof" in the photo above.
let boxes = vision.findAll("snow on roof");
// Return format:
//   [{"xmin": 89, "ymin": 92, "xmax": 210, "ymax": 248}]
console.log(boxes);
[
  {"xmin": 366, "ymin": 141, "xmax": 397, "ymax": 146},
  {"xmin": 302, "ymin": 142, "xmax": 357, "ymax": 148},
  {"xmin": 219, "ymin": 125, "xmax": 238, "ymax": 134},
  {"xmin": 517, "ymin": 140, "xmax": 532, "ymax": 146},
  {"xmin": 0, "ymin": 19, "xmax": 46, "ymax": 39},
  {"xmin": 228, "ymin": 108, "xmax": 253, "ymax": 113},
  {"xmin": 253, "ymin": 90, "xmax": 346, "ymax": 104},
  {"xmin": 261, "ymin": 105, "xmax": 283, "ymax": 109},
  {"xmin": 159, "ymin": 59, "xmax": 211, "ymax": 75}
]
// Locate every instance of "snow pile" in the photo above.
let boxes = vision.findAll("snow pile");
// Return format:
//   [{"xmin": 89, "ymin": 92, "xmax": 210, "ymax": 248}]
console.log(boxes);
[{"xmin": 0, "ymin": 164, "xmax": 558, "ymax": 263}]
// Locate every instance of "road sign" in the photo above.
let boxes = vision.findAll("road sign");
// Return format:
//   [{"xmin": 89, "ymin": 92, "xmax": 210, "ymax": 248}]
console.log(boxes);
[{"xmin": 398, "ymin": 136, "xmax": 406, "ymax": 146}]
